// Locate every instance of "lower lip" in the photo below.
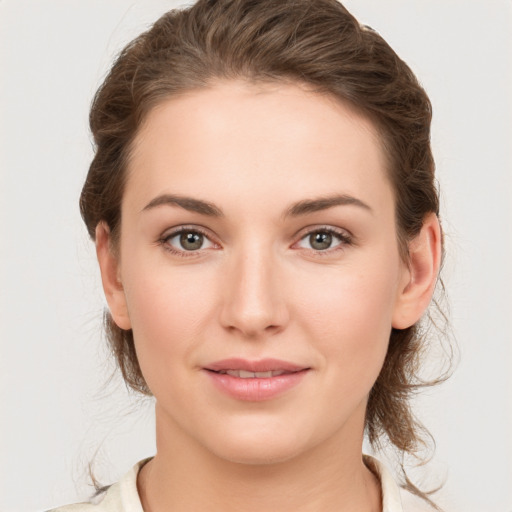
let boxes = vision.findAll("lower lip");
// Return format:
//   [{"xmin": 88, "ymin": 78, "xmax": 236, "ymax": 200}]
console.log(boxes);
[{"xmin": 204, "ymin": 370, "xmax": 309, "ymax": 401}]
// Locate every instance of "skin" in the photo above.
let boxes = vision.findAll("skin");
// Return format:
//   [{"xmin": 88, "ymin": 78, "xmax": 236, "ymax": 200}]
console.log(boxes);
[{"xmin": 96, "ymin": 80, "xmax": 441, "ymax": 512}]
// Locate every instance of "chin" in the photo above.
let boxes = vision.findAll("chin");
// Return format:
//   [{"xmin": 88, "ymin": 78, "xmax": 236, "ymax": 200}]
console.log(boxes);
[
  {"xmin": 213, "ymin": 440, "xmax": 304, "ymax": 466},
  {"xmin": 203, "ymin": 420, "xmax": 311, "ymax": 466}
]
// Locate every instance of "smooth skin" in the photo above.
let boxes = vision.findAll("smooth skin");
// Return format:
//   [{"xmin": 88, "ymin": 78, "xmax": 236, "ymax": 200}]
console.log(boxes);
[{"xmin": 96, "ymin": 80, "xmax": 441, "ymax": 512}]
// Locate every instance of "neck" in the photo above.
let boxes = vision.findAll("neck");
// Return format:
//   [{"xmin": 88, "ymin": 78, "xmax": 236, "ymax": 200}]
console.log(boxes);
[{"xmin": 138, "ymin": 404, "xmax": 381, "ymax": 512}]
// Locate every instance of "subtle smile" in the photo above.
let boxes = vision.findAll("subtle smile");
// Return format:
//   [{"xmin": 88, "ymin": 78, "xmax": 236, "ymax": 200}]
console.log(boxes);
[
  {"xmin": 215, "ymin": 369, "xmax": 293, "ymax": 378},
  {"xmin": 203, "ymin": 358, "xmax": 310, "ymax": 401}
]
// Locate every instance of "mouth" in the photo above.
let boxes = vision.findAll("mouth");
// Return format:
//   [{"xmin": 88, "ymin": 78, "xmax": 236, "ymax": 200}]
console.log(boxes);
[
  {"xmin": 203, "ymin": 358, "xmax": 310, "ymax": 401},
  {"xmin": 212, "ymin": 369, "xmax": 296, "ymax": 378},
  {"xmin": 204, "ymin": 357, "xmax": 309, "ymax": 375}
]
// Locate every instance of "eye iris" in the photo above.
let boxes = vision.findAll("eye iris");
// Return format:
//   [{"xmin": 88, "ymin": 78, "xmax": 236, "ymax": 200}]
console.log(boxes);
[
  {"xmin": 310, "ymin": 232, "xmax": 332, "ymax": 250},
  {"xmin": 180, "ymin": 232, "xmax": 203, "ymax": 250}
]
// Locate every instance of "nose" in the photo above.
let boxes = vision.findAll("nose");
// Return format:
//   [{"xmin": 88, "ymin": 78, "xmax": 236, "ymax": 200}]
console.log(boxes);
[{"xmin": 219, "ymin": 243, "xmax": 289, "ymax": 339}]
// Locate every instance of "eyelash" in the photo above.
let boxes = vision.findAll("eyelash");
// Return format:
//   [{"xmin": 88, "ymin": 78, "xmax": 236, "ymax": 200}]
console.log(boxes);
[
  {"xmin": 158, "ymin": 226, "xmax": 217, "ymax": 258},
  {"xmin": 294, "ymin": 226, "xmax": 353, "ymax": 256},
  {"xmin": 158, "ymin": 226, "xmax": 353, "ymax": 258}
]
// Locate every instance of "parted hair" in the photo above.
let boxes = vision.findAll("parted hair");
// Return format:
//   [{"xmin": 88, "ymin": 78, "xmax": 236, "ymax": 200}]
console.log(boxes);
[{"xmin": 81, "ymin": 0, "xmax": 450, "ymax": 508}]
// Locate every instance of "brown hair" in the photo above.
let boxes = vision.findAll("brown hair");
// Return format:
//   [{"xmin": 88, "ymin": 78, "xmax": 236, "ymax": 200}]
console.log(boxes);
[{"xmin": 81, "ymin": 0, "xmax": 451, "ymax": 508}]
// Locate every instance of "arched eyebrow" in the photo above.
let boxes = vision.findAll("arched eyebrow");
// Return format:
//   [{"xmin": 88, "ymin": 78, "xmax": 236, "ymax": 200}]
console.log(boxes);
[
  {"xmin": 141, "ymin": 193, "xmax": 372, "ymax": 218},
  {"xmin": 142, "ymin": 194, "xmax": 224, "ymax": 217},
  {"xmin": 284, "ymin": 194, "xmax": 373, "ymax": 217}
]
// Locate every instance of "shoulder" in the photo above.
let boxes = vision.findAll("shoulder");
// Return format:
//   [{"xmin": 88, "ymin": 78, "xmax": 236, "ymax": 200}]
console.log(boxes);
[
  {"xmin": 47, "ymin": 504, "xmax": 100, "ymax": 512},
  {"xmin": 364, "ymin": 455, "xmax": 404, "ymax": 512},
  {"xmin": 46, "ymin": 458, "xmax": 151, "ymax": 512},
  {"xmin": 364, "ymin": 455, "xmax": 436, "ymax": 512},
  {"xmin": 400, "ymin": 490, "xmax": 436, "ymax": 512},
  {"xmin": 46, "ymin": 486, "xmax": 118, "ymax": 512}
]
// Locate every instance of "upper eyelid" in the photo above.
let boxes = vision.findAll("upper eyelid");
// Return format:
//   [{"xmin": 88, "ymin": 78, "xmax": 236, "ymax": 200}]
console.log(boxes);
[
  {"xmin": 161, "ymin": 225, "xmax": 216, "ymax": 240},
  {"xmin": 159, "ymin": 224, "xmax": 352, "ymax": 247},
  {"xmin": 293, "ymin": 225, "xmax": 353, "ymax": 240},
  {"xmin": 292, "ymin": 226, "xmax": 353, "ymax": 251},
  {"xmin": 159, "ymin": 226, "xmax": 221, "ymax": 252}
]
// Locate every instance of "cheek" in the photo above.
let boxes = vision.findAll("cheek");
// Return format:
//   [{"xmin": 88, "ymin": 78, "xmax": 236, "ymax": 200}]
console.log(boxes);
[
  {"xmin": 120, "ymin": 261, "xmax": 216, "ymax": 388},
  {"xmin": 295, "ymin": 262, "xmax": 399, "ymax": 384}
]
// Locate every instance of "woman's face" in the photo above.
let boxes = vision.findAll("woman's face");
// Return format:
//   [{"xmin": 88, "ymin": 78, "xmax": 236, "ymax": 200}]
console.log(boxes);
[{"xmin": 109, "ymin": 80, "xmax": 413, "ymax": 464}]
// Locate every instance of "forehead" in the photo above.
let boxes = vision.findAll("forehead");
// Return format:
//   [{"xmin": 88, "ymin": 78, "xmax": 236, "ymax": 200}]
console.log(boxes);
[{"xmin": 125, "ymin": 80, "xmax": 392, "ymax": 216}]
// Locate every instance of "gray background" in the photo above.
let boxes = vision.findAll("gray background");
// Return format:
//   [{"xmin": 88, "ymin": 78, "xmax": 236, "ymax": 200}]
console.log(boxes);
[{"xmin": 1, "ymin": 1, "xmax": 511, "ymax": 511}]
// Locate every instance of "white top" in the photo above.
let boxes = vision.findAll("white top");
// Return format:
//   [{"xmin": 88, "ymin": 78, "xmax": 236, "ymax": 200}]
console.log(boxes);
[{"xmin": 47, "ymin": 455, "xmax": 404, "ymax": 512}]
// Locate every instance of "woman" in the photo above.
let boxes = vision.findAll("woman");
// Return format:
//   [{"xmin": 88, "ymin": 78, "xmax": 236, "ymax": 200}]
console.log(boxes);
[{"xmin": 50, "ymin": 0, "xmax": 448, "ymax": 510}]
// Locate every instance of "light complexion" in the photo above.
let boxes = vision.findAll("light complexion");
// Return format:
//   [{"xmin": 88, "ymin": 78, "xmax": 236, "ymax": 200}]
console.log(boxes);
[{"xmin": 96, "ymin": 80, "xmax": 441, "ymax": 512}]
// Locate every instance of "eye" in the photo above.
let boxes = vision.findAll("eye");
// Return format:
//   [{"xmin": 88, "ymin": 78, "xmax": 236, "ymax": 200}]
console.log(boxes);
[
  {"xmin": 162, "ymin": 228, "xmax": 216, "ymax": 253},
  {"xmin": 296, "ymin": 228, "xmax": 351, "ymax": 251}
]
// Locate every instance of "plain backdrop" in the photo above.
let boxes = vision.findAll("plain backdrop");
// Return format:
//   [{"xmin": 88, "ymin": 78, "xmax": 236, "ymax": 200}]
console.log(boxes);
[{"xmin": 1, "ymin": 1, "xmax": 511, "ymax": 511}]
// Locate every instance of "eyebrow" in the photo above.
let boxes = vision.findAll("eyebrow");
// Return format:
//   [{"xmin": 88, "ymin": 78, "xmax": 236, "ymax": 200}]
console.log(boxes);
[
  {"xmin": 142, "ymin": 194, "xmax": 224, "ymax": 217},
  {"xmin": 141, "ymin": 193, "xmax": 372, "ymax": 218},
  {"xmin": 285, "ymin": 194, "xmax": 373, "ymax": 217}
]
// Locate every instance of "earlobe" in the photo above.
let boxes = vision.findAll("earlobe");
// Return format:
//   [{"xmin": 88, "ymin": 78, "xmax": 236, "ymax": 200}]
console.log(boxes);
[
  {"xmin": 392, "ymin": 213, "xmax": 442, "ymax": 329},
  {"xmin": 95, "ymin": 222, "xmax": 132, "ymax": 330}
]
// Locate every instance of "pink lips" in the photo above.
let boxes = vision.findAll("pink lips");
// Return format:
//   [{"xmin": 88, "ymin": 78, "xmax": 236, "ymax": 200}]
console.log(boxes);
[{"xmin": 203, "ymin": 358, "xmax": 310, "ymax": 401}]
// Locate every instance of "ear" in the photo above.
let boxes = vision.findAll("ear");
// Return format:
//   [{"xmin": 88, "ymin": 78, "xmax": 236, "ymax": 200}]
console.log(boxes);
[
  {"xmin": 95, "ymin": 222, "xmax": 132, "ymax": 330},
  {"xmin": 392, "ymin": 213, "xmax": 442, "ymax": 329}
]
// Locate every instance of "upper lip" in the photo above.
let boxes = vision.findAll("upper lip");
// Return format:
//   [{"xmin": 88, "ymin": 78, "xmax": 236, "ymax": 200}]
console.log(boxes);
[{"xmin": 204, "ymin": 358, "xmax": 308, "ymax": 373}]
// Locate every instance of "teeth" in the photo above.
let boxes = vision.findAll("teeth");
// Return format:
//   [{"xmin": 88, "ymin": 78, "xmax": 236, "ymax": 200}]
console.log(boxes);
[
  {"xmin": 225, "ymin": 370, "xmax": 287, "ymax": 378},
  {"xmin": 256, "ymin": 371, "xmax": 273, "ymax": 378}
]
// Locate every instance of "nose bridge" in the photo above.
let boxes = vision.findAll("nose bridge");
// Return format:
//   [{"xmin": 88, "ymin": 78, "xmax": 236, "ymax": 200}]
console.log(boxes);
[{"xmin": 220, "ymin": 239, "xmax": 287, "ymax": 337}]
